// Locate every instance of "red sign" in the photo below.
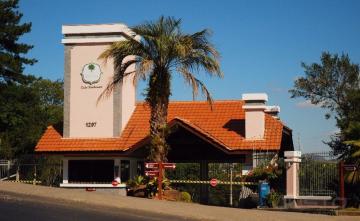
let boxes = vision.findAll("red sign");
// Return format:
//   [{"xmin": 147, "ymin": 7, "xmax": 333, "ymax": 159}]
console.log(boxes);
[
  {"xmin": 210, "ymin": 178, "xmax": 218, "ymax": 187},
  {"xmin": 112, "ymin": 180, "xmax": 119, "ymax": 186},
  {"xmin": 145, "ymin": 163, "xmax": 159, "ymax": 169},
  {"xmin": 163, "ymin": 163, "xmax": 176, "ymax": 169},
  {"xmin": 145, "ymin": 170, "xmax": 159, "ymax": 177}
]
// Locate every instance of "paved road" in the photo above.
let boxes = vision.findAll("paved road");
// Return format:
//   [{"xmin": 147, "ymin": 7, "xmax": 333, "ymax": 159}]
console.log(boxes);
[
  {"xmin": 0, "ymin": 192, "xmax": 195, "ymax": 221},
  {"xmin": 0, "ymin": 182, "xmax": 358, "ymax": 221}
]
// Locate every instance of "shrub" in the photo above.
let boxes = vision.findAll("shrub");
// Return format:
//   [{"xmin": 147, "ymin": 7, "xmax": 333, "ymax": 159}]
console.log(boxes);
[
  {"xmin": 127, "ymin": 175, "xmax": 146, "ymax": 188},
  {"xmin": 266, "ymin": 191, "xmax": 282, "ymax": 208},
  {"xmin": 245, "ymin": 158, "xmax": 285, "ymax": 194},
  {"xmin": 180, "ymin": 191, "xmax": 192, "ymax": 203}
]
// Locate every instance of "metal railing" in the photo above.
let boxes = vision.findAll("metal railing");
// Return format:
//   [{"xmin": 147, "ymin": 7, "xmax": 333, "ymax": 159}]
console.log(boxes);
[
  {"xmin": 0, "ymin": 160, "xmax": 13, "ymax": 180},
  {"xmin": 0, "ymin": 157, "xmax": 62, "ymax": 186},
  {"xmin": 165, "ymin": 162, "xmax": 256, "ymax": 207},
  {"xmin": 299, "ymin": 152, "xmax": 339, "ymax": 196}
]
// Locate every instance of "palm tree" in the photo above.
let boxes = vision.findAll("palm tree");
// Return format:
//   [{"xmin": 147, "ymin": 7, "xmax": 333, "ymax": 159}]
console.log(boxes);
[
  {"xmin": 99, "ymin": 16, "xmax": 222, "ymax": 162},
  {"xmin": 344, "ymin": 140, "xmax": 360, "ymax": 185}
]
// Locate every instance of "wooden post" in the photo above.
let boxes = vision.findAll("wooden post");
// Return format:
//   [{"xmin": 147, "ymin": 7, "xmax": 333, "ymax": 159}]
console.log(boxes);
[
  {"xmin": 158, "ymin": 162, "xmax": 163, "ymax": 200},
  {"xmin": 339, "ymin": 161, "xmax": 345, "ymax": 208}
]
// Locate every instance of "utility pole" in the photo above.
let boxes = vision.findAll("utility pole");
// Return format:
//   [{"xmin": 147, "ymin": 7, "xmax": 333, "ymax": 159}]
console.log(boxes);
[{"xmin": 230, "ymin": 163, "xmax": 234, "ymax": 207}]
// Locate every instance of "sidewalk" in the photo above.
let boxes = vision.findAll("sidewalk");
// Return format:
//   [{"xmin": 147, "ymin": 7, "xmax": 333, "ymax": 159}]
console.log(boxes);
[{"xmin": 0, "ymin": 182, "xmax": 356, "ymax": 221}]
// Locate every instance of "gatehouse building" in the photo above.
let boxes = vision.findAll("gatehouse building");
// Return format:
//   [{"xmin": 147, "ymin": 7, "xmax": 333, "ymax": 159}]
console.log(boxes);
[{"xmin": 35, "ymin": 23, "xmax": 294, "ymax": 190}]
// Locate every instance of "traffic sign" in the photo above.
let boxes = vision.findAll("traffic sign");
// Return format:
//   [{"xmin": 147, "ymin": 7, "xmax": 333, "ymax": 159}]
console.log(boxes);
[
  {"xmin": 112, "ymin": 180, "xmax": 119, "ymax": 186},
  {"xmin": 145, "ymin": 162, "xmax": 159, "ymax": 169},
  {"xmin": 344, "ymin": 164, "xmax": 356, "ymax": 171},
  {"xmin": 144, "ymin": 162, "xmax": 177, "ymax": 200},
  {"xmin": 210, "ymin": 178, "xmax": 218, "ymax": 187},
  {"xmin": 163, "ymin": 163, "xmax": 176, "ymax": 169},
  {"xmin": 145, "ymin": 170, "xmax": 159, "ymax": 177}
]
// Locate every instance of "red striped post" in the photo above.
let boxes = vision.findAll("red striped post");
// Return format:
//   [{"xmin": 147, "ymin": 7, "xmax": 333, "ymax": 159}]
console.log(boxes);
[{"xmin": 158, "ymin": 162, "xmax": 163, "ymax": 200}]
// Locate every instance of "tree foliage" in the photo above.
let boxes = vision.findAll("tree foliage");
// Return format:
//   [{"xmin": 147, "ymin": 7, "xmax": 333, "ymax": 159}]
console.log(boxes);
[
  {"xmin": 290, "ymin": 52, "xmax": 360, "ymax": 154},
  {"xmin": 290, "ymin": 52, "xmax": 359, "ymax": 120},
  {"xmin": 99, "ymin": 16, "xmax": 222, "ymax": 162},
  {"xmin": 0, "ymin": 0, "xmax": 37, "ymax": 83},
  {"xmin": 0, "ymin": 1, "xmax": 63, "ymax": 188},
  {"xmin": 290, "ymin": 52, "xmax": 360, "ymax": 186},
  {"xmin": 0, "ymin": 77, "xmax": 63, "ymax": 158}
]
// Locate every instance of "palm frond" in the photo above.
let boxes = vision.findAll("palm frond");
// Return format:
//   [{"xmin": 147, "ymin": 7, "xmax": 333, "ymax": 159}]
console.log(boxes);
[
  {"xmin": 178, "ymin": 67, "xmax": 213, "ymax": 105},
  {"xmin": 132, "ymin": 16, "xmax": 181, "ymax": 38},
  {"xmin": 134, "ymin": 58, "xmax": 153, "ymax": 85},
  {"xmin": 97, "ymin": 16, "xmax": 223, "ymax": 162},
  {"xmin": 345, "ymin": 169, "xmax": 360, "ymax": 184},
  {"xmin": 344, "ymin": 140, "xmax": 360, "ymax": 158},
  {"xmin": 98, "ymin": 36, "xmax": 151, "ymax": 103},
  {"xmin": 99, "ymin": 16, "xmax": 222, "ymax": 107},
  {"xmin": 190, "ymin": 29, "xmax": 220, "ymax": 58},
  {"xmin": 173, "ymin": 29, "xmax": 223, "ymax": 79},
  {"xmin": 96, "ymin": 59, "xmax": 138, "ymax": 104}
]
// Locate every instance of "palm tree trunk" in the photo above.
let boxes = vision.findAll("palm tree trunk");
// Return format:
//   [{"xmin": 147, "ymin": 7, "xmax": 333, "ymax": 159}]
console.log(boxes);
[{"xmin": 147, "ymin": 69, "xmax": 170, "ymax": 162}]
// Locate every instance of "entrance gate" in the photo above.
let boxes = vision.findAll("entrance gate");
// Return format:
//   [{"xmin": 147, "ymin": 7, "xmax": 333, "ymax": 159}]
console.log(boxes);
[
  {"xmin": 0, "ymin": 160, "xmax": 14, "ymax": 180},
  {"xmin": 166, "ymin": 162, "xmax": 257, "ymax": 207},
  {"xmin": 299, "ymin": 152, "xmax": 339, "ymax": 196}
]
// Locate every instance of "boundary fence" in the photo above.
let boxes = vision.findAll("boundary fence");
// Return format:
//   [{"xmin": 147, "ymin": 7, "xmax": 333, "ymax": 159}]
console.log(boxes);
[
  {"xmin": 0, "ymin": 156, "xmax": 62, "ymax": 186},
  {"xmin": 299, "ymin": 152, "xmax": 339, "ymax": 196}
]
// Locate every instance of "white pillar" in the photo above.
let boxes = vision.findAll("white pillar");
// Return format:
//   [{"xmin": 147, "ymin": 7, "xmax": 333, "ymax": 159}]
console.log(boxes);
[
  {"xmin": 62, "ymin": 158, "xmax": 69, "ymax": 184},
  {"xmin": 252, "ymin": 152, "xmax": 257, "ymax": 168},
  {"xmin": 114, "ymin": 159, "xmax": 120, "ymax": 180},
  {"xmin": 284, "ymin": 151, "xmax": 301, "ymax": 202}
]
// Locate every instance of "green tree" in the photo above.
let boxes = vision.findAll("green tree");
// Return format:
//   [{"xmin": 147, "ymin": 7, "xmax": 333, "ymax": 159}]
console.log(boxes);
[
  {"xmin": 290, "ymin": 52, "xmax": 360, "ymax": 207},
  {"xmin": 0, "ymin": 77, "xmax": 63, "ymax": 158},
  {"xmin": 289, "ymin": 52, "xmax": 360, "ymax": 182},
  {"xmin": 99, "ymin": 16, "xmax": 222, "ymax": 162},
  {"xmin": 0, "ymin": 0, "xmax": 37, "ymax": 83}
]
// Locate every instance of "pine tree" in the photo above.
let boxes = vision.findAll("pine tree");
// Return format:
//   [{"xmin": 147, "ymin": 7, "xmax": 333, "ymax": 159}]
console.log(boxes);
[{"xmin": 0, "ymin": 0, "xmax": 36, "ymax": 83}]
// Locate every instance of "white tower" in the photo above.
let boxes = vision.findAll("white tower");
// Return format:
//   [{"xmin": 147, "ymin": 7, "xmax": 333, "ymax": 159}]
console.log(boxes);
[{"xmin": 62, "ymin": 24, "xmax": 136, "ymax": 138}]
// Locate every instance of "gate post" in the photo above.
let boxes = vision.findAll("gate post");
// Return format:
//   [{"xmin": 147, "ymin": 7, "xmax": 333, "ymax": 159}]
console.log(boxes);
[
  {"xmin": 339, "ymin": 161, "xmax": 345, "ymax": 208},
  {"xmin": 200, "ymin": 160, "xmax": 209, "ymax": 204},
  {"xmin": 62, "ymin": 158, "xmax": 69, "ymax": 184},
  {"xmin": 7, "ymin": 160, "xmax": 10, "ymax": 179},
  {"xmin": 284, "ymin": 151, "xmax": 301, "ymax": 208},
  {"xmin": 16, "ymin": 165, "xmax": 20, "ymax": 182}
]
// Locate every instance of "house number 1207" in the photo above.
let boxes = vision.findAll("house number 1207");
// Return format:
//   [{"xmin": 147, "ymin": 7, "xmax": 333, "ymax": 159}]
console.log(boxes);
[{"xmin": 86, "ymin": 122, "xmax": 97, "ymax": 127}]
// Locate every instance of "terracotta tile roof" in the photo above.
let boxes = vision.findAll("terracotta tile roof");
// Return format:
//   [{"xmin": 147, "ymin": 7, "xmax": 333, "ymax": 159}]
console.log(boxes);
[{"xmin": 35, "ymin": 100, "xmax": 287, "ymax": 152}]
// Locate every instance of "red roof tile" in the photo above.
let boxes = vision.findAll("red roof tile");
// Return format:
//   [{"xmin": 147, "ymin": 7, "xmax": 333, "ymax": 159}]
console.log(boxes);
[{"xmin": 35, "ymin": 100, "xmax": 287, "ymax": 152}]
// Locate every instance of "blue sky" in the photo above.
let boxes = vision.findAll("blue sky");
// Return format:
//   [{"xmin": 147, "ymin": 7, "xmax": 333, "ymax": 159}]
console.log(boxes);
[{"xmin": 19, "ymin": 0, "xmax": 360, "ymax": 152}]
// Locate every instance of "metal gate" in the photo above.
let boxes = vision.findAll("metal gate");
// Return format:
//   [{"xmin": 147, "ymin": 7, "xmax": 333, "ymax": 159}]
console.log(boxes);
[
  {"xmin": 0, "ymin": 156, "xmax": 62, "ymax": 186},
  {"xmin": 166, "ymin": 162, "xmax": 257, "ymax": 207},
  {"xmin": 0, "ymin": 160, "xmax": 14, "ymax": 180},
  {"xmin": 299, "ymin": 152, "xmax": 339, "ymax": 196}
]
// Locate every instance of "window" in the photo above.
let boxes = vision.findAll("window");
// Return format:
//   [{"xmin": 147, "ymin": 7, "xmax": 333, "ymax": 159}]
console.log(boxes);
[{"xmin": 68, "ymin": 160, "xmax": 114, "ymax": 183}]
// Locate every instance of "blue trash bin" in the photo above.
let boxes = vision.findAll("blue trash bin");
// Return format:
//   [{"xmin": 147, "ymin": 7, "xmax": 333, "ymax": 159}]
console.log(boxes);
[{"xmin": 258, "ymin": 182, "xmax": 270, "ymax": 207}]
